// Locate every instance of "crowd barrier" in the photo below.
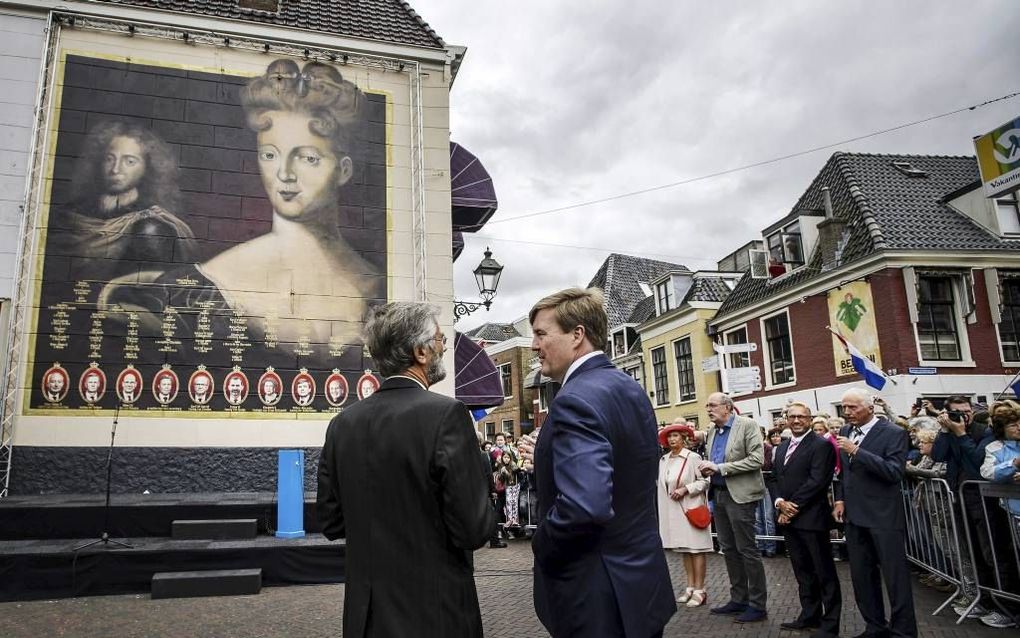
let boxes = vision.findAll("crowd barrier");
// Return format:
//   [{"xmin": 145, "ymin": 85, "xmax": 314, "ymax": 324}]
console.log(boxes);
[{"xmin": 955, "ymin": 479, "xmax": 1020, "ymax": 624}]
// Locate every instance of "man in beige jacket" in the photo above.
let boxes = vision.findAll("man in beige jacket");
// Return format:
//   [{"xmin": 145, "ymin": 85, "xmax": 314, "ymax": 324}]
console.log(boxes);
[{"xmin": 699, "ymin": 392, "xmax": 768, "ymax": 623}]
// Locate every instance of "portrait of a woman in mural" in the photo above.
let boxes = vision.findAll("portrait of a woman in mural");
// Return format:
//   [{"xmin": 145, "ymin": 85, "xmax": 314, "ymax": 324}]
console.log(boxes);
[{"xmin": 101, "ymin": 59, "xmax": 382, "ymax": 366}]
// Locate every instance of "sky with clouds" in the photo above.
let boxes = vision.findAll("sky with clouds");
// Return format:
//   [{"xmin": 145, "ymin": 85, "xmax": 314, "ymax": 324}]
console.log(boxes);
[{"xmin": 409, "ymin": 0, "xmax": 1020, "ymax": 332}]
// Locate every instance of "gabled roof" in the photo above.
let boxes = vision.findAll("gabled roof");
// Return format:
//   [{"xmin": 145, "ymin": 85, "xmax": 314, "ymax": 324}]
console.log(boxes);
[
  {"xmin": 686, "ymin": 274, "xmax": 734, "ymax": 303},
  {"xmin": 89, "ymin": 0, "xmax": 446, "ymax": 49},
  {"xmin": 464, "ymin": 322, "xmax": 521, "ymax": 343},
  {"xmin": 587, "ymin": 253, "xmax": 688, "ymax": 328},
  {"xmin": 715, "ymin": 152, "xmax": 1018, "ymax": 319}
]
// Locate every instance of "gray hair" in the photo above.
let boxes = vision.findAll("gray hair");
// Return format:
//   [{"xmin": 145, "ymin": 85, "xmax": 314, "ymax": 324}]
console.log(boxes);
[
  {"xmin": 364, "ymin": 302, "xmax": 441, "ymax": 377},
  {"xmin": 909, "ymin": 416, "xmax": 939, "ymax": 433},
  {"xmin": 708, "ymin": 392, "xmax": 734, "ymax": 409},
  {"xmin": 841, "ymin": 387, "xmax": 874, "ymax": 406}
]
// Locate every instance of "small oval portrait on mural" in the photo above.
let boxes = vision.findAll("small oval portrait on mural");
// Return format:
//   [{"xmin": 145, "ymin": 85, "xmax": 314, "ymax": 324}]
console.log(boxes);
[
  {"xmin": 188, "ymin": 367, "xmax": 215, "ymax": 406},
  {"xmin": 78, "ymin": 363, "xmax": 107, "ymax": 405},
  {"xmin": 257, "ymin": 367, "xmax": 283, "ymax": 407},
  {"xmin": 116, "ymin": 365, "xmax": 144, "ymax": 405},
  {"xmin": 291, "ymin": 369, "xmax": 316, "ymax": 407},
  {"xmin": 151, "ymin": 365, "xmax": 179, "ymax": 406},
  {"xmin": 356, "ymin": 370, "xmax": 380, "ymax": 401},
  {"xmin": 324, "ymin": 370, "xmax": 348, "ymax": 407},
  {"xmin": 223, "ymin": 368, "xmax": 249, "ymax": 407},
  {"xmin": 41, "ymin": 363, "xmax": 70, "ymax": 404}
]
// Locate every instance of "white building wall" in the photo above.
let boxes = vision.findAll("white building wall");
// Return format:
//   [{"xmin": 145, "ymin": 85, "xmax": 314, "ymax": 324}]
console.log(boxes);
[{"xmin": 0, "ymin": 11, "xmax": 45, "ymax": 300}]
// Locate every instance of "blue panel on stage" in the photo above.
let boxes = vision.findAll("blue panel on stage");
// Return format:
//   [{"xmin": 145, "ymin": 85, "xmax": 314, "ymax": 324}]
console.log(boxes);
[{"xmin": 275, "ymin": 449, "xmax": 305, "ymax": 539}]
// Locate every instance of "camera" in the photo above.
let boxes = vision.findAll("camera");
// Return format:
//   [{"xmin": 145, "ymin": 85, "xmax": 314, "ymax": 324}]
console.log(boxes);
[{"xmin": 946, "ymin": 410, "xmax": 966, "ymax": 424}]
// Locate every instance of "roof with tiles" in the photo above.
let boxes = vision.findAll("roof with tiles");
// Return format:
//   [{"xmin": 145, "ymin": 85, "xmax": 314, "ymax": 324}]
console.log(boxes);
[
  {"xmin": 715, "ymin": 152, "xmax": 1018, "ymax": 320},
  {"xmin": 587, "ymin": 253, "xmax": 688, "ymax": 328},
  {"xmin": 686, "ymin": 274, "xmax": 734, "ymax": 304},
  {"xmin": 626, "ymin": 295, "xmax": 656, "ymax": 324},
  {"xmin": 88, "ymin": 0, "xmax": 446, "ymax": 49},
  {"xmin": 464, "ymin": 322, "xmax": 521, "ymax": 343}
]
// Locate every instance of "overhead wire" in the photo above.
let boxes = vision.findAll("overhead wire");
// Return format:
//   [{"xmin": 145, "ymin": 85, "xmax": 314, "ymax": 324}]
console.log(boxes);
[{"xmin": 476, "ymin": 90, "xmax": 1020, "ymax": 228}]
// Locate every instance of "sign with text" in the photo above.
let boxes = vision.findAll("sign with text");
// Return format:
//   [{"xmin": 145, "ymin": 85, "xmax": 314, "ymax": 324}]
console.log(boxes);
[
  {"xmin": 974, "ymin": 114, "xmax": 1020, "ymax": 197},
  {"xmin": 827, "ymin": 281, "xmax": 882, "ymax": 378}
]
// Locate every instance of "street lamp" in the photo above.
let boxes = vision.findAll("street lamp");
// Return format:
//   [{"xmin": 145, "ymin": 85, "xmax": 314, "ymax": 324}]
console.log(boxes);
[{"xmin": 454, "ymin": 247, "xmax": 504, "ymax": 321}]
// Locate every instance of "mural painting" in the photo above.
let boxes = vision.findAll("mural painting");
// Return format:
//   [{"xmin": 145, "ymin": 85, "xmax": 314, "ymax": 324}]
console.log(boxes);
[
  {"xmin": 827, "ymin": 281, "xmax": 882, "ymax": 377},
  {"xmin": 27, "ymin": 53, "xmax": 387, "ymax": 415}
]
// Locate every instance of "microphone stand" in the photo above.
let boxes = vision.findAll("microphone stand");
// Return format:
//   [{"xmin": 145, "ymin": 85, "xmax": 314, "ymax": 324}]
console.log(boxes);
[{"xmin": 73, "ymin": 405, "xmax": 132, "ymax": 550}]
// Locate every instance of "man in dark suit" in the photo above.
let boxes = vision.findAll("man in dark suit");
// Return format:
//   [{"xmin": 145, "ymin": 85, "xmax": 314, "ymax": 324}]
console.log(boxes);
[
  {"xmin": 525, "ymin": 287, "xmax": 675, "ymax": 637},
  {"xmin": 773, "ymin": 401, "xmax": 840, "ymax": 637},
  {"xmin": 317, "ymin": 302, "xmax": 493, "ymax": 638},
  {"xmin": 833, "ymin": 388, "xmax": 917, "ymax": 638}
]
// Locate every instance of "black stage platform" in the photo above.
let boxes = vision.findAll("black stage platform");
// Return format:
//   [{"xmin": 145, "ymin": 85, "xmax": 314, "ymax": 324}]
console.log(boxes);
[
  {"xmin": 0, "ymin": 492, "xmax": 343, "ymax": 601},
  {"xmin": 0, "ymin": 534, "xmax": 345, "ymax": 601},
  {"xmin": 0, "ymin": 492, "xmax": 324, "ymax": 540}
]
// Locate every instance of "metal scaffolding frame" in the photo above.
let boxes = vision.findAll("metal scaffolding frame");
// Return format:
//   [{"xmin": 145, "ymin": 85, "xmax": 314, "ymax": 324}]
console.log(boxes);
[
  {"xmin": 409, "ymin": 63, "xmax": 428, "ymax": 302},
  {"xmin": 0, "ymin": 13, "xmax": 59, "ymax": 499}
]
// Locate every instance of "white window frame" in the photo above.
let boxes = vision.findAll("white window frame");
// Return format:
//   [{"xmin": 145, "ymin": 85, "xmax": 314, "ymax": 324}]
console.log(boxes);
[
  {"xmin": 651, "ymin": 346, "xmax": 669, "ymax": 406},
  {"xmin": 672, "ymin": 336, "xmax": 697, "ymax": 404},
  {"xmin": 656, "ymin": 280, "xmax": 673, "ymax": 315},
  {"xmin": 498, "ymin": 362, "xmax": 513, "ymax": 398},
  {"xmin": 909, "ymin": 273, "xmax": 975, "ymax": 367},
  {"xmin": 996, "ymin": 274, "xmax": 1020, "ymax": 365},
  {"xmin": 501, "ymin": 419, "xmax": 513, "ymax": 434},
  {"xmin": 723, "ymin": 325, "xmax": 750, "ymax": 369},
  {"xmin": 759, "ymin": 309, "xmax": 796, "ymax": 389},
  {"xmin": 484, "ymin": 422, "xmax": 496, "ymax": 439}
]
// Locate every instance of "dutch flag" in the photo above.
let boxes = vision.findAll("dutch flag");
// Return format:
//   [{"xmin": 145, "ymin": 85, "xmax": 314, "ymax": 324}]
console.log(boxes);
[{"xmin": 829, "ymin": 328, "xmax": 888, "ymax": 391}]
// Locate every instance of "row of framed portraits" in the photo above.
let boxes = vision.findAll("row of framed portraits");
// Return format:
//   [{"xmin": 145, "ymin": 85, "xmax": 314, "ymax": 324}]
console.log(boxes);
[{"xmin": 40, "ymin": 363, "xmax": 381, "ymax": 408}]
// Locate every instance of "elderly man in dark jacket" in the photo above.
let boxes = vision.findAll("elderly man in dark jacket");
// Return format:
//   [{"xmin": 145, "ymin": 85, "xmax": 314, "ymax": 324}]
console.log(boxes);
[{"xmin": 318, "ymin": 302, "xmax": 493, "ymax": 637}]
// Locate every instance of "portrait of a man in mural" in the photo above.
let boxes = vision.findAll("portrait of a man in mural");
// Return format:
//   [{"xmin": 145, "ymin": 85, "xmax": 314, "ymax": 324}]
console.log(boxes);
[
  {"xmin": 292, "ymin": 371, "xmax": 316, "ymax": 407},
  {"xmin": 116, "ymin": 367, "xmax": 143, "ymax": 405},
  {"xmin": 324, "ymin": 372, "xmax": 348, "ymax": 407},
  {"xmin": 188, "ymin": 370, "xmax": 214, "ymax": 406},
  {"xmin": 41, "ymin": 365, "xmax": 69, "ymax": 403},
  {"xmin": 78, "ymin": 365, "xmax": 106, "ymax": 405},
  {"xmin": 224, "ymin": 371, "xmax": 249, "ymax": 407},
  {"xmin": 55, "ymin": 121, "xmax": 198, "ymax": 284},
  {"xmin": 357, "ymin": 371, "xmax": 380, "ymax": 401},
  {"xmin": 152, "ymin": 369, "xmax": 178, "ymax": 405}
]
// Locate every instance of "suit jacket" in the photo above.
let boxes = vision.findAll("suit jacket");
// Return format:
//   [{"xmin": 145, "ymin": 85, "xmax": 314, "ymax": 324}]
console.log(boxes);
[
  {"xmin": 704, "ymin": 414, "xmax": 766, "ymax": 503},
  {"xmin": 833, "ymin": 418, "xmax": 908, "ymax": 530},
  {"xmin": 317, "ymin": 377, "xmax": 493, "ymax": 638},
  {"xmin": 773, "ymin": 431, "xmax": 836, "ymax": 531},
  {"xmin": 532, "ymin": 354, "xmax": 675, "ymax": 637}
]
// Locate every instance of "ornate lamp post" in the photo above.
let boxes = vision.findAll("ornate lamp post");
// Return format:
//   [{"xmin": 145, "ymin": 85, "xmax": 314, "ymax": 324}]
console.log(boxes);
[{"xmin": 454, "ymin": 247, "xmax": 504, "ymax": 321}]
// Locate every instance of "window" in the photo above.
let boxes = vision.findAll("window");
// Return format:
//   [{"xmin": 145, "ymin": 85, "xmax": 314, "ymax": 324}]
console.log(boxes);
[
  {"xmin": 651, "ymin": 346, "xmax": 669, "ymax": 405},
  {"xmin": 538, "ymin": 387, "xmax": 548, "ymax": 412},
  {"xmin": 673, "ymin": 337, "xmax": 696, "ymax": 402},
  {"xmin": 724, "ymin": 326, "xmax": 750, "ymax": 368},
  {"xmin": 997, "ymin": 193, "xmax": 1020, "ymax": 235},
  {"xmin": 613, "ymin": 331, "xmax": 627, "ymax": 357},
  {"xmin": 501, "ymin": 419, "xmax": 513, "ymax": 434},
  {"xmin": 999, "ymin": 278, "xmax": 1020, "ymax": 361},
  {"xmin": 624, "ymin": 366, "xmax": 640, "ymax": 381},
  {"xmin": 918, "ymin": 276, "xmax": 961, "ymax": 361},
  {"xmin": 763, "ymin": 312, "xmax": 794, "ymax": 385},
  {"xmin": 499, "ymin": 362, "xmax": 513, "ymax": 398},
  {"xmin": 484, "ymin": 422, "xmax": 496, "ymax": 438},
  {"xmin": 684, "ymin": 416, "xmax": 699, "ymax": 427},
  {"xmin": 766, "ymin": 221, "xmax": 803, "ymax": 267},
  {"xmin": 656, "ymin": 281, "xmax": 673, "ymax": 314}
]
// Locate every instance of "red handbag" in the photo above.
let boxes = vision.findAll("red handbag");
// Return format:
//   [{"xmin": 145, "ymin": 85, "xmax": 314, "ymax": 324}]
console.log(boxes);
[{"xmin": 675, "ymin": 455, "xmax": 713, "ymax": 529}]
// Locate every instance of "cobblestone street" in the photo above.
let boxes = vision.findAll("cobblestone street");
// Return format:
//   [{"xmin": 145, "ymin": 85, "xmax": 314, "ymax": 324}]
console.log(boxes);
[{"xmin": 0, "ymin": 539, "xmax": 1007, "ymax": 637}]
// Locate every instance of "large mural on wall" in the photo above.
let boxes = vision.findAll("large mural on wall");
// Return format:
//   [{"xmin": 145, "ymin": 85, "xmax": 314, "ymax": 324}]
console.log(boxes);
[
  {"xmin": 827, "ymin": 281, "xmax": 882, "ymax": 377},
  {"xmin": 27, "ymin": 53, "xmax": 388, "ymax": 415}
]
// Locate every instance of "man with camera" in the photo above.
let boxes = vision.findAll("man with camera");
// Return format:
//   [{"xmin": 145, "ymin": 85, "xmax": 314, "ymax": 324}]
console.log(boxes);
[{"xmin": 930, "ymin": 395, "xmax": 994, "ymax": 619}]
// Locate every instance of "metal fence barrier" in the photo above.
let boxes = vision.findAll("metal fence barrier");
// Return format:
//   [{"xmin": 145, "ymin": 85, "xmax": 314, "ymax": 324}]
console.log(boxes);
[{"xmin": 955, "ymin": 480, "xmax": 1020, "ymax": 625}]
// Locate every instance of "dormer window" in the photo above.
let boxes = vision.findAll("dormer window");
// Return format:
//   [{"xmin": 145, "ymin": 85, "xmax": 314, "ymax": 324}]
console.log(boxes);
[
  {"xmin": 612, "ymin": 330, "xmax": 627, "ymax": 357},
  {"xmin": 766, "ymin": 221, "xmax": 803, "ymax": 270},
  {"xmin": 996, "ymin": 192, "xmax": 1020, "ymax": 235},
  {"xmin": 892, "ymin": 161, "xmax": 928, "ymax": 178},
  {"xmin": 656, "ymin": 280, "xmax": 673, "ymax": 314}
]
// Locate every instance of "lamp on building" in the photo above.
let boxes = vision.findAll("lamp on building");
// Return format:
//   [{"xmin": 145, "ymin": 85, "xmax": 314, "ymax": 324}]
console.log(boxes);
[{"xmin": 454, "ymin": 247, "xmax": 504, "ymax": 321}]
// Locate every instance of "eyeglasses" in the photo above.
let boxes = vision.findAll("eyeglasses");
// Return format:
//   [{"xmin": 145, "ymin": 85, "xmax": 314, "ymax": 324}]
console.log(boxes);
[
  {"xmin": 434, "ymin": 334, "xmax": 447, "ymax": 347},
  {"xmin": 787, "ymin": 414, "xmax": 810, "ymax": 420}
]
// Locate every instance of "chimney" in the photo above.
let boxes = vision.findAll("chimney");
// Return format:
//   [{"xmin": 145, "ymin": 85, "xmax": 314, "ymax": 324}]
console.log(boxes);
[{"xmin": 816, "ymin": 186, "xmax": 846, "ymax": 270}]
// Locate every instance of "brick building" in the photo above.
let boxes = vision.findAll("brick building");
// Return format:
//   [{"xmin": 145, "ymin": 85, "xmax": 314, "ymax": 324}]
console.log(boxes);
[
  {"xmin": 464, "ymin": 320, "xmax": 538, "ymax": 441},
  {"xmin": 709, "ymin": 152, "xmax": 1020, "ymax": 423}
]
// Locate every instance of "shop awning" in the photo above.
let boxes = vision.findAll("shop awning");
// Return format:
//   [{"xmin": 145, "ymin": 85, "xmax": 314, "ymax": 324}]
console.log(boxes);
[
  {"xmin": 450, "ymin": 141, "xmax": 498, "ymax": 232},
  {"xmin": 454, "ymin": 331, "xmax": 504, "ymax": 409}
]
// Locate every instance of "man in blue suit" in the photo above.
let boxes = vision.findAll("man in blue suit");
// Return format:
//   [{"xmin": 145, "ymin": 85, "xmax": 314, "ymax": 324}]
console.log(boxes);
[
  {"xmin": 833, "ymin": 388, "xmax": 917, "ymax": 638},
  {"xmin": 526, "ymin": 287, "xmax": 676, "ymax": 637}
]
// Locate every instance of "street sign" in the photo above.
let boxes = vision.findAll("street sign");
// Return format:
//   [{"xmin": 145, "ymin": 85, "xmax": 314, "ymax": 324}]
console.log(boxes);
[
  {"xmin": 908, "ymin": 367, "xmax": 937, "ymax": 375},
  {"xmin": 713, "ymin": 342, "xmax": 758, "ymax": 355},
  {"xmin": 701, "ymin": 357, "xmax": 720, "ymax": 372},
  {"xmin": 725, "ymin": 367, "xmax": 762, "ymax": 392}
]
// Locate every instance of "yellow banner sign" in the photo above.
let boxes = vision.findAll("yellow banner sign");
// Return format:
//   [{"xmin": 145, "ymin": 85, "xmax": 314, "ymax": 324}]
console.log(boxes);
[{"xmin": 828, "ymin": 281, "xmax": 881, "ymax": 377}]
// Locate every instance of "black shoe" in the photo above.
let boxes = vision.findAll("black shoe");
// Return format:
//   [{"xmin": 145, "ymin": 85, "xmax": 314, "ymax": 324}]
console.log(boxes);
[
  {"xmin": 710, "ymin": 601, "xmax": 748, "ymax": 615},
  {"xmin": 734, "ymin": 607, "xmax": 768, "ymax": 623},
  {"xmin": 780, "ymin": 620, "xmax": 820, "ymax": 631},
  {"xmin": 488, "ymin": 540, "xmax": 507, "ymax": 548}
]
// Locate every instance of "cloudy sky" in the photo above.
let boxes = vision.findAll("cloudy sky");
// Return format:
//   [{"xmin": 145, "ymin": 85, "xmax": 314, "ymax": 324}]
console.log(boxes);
[{"xmin": 409, "ymin": 0, "xmax": 1020, "ymax": 331}]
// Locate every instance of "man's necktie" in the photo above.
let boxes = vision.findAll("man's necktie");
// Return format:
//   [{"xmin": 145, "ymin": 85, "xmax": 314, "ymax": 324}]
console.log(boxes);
[
  {"xmin": 850, "ymin": 426, "xmax": 864, "ymax": 444},
  {"xmin": 784, "ymin": 438, "xmax": 800, "ymax": 463}
]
